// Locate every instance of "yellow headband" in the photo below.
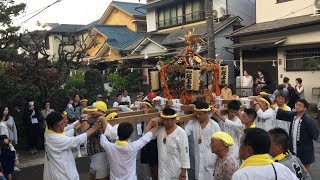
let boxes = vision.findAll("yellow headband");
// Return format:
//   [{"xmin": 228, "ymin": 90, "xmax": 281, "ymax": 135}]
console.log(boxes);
[
  {"xmin": 259, "ymin": 92, "xmax": 270, "ymax": 96},
  {"xmin": 212, "ymin": 131, "xmax": 234, "ymax": 146},
  {"xmin": 105, "ymin": 112, "xmax": 118, "ymax": 120},
  {"xmin": 82, "ymin": 108, "xmax": 98, "ymax": 112},
  {"xmin": 80, "ymin": 99, "xmax": 88, "ymax": 103},
  {"xmin": 260, "ymin": 98, "xmax": 270, "ymax": 108},
  {"xmin": 62, "ymin": 111, "xmax": 67, "ymax": 117},
  {"xmin": 141, "ymin": 101, "xmax": 153, "ymax": 108},
  {"xmin": 160, "ymin": 113, "xmax": 179, "ymax": 120},
  {"xmin": 194, "ymin": 107, "xmax": 211, "ymax": 112}
]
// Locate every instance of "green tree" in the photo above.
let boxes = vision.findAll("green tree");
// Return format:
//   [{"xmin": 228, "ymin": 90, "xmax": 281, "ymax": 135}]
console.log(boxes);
[
  {"xmin": 107, "ymin": 69, "xmax": 142, "ymax": 92},
  {"xmin": 64, "ymin": 73, "xmax": 86, "ymax": 98},
  {"xmin": 84, "ymin": 69, "xmax": 105, "ymax": 99}
]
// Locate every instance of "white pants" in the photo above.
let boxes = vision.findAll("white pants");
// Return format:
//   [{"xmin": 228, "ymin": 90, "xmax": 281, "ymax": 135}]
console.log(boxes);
[{"xmin": 90, "ymin": 152, "xmax": 110, "ymax": 179}]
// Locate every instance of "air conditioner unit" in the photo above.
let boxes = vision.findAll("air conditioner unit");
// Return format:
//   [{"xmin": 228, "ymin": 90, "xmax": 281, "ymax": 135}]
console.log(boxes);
[
  {"xmin": 314, "ymin": 0, "xmax": 320, "ymax": 15},
  {"xmin": 212, "ymin": 7, "xmax": 226, "ymax": 19}
]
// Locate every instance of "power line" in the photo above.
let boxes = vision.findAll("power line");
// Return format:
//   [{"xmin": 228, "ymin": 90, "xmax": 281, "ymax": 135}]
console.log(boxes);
[
  {"xmin": 277, "ymin": 4, "xmax": 314, "ymax": 20},
  {"xmin": 20, "ymin": 0, "xmax": 63, "ymax": 25},
  {"xmin": 215, "ymin": 0, "xmax": 254, "ymax": 20},
  {"xmin": 14, "ymin": 6, "xmax": 47, "ymax": 21},
  {"xmin": 246, "ymin": 0, "xmax": 255, "ymax": 6}
]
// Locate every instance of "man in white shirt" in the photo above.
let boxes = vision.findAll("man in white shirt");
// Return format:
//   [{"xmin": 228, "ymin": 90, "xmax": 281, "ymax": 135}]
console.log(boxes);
[
  {"xmin": 43, "ymin": 111, "xmax": 101, "ymax": 180},
  {"xmin": 157, "ymin": 108, "xmax": 190, "ymax": 180},
  {"xmin": 100, "ymin": 117, "xmax": 158, "ymax": 180},
  {"xmin": 242, "ymin": 70, "xmax": 253, "ymax": 96},
  {"xmin": 113, "ymin": 94, "xmax": 122, "ymax": 108},
  {"xmin": 253, "ymin": 96, "xmax": 276, "ymax": 131},
  {"xmin": 121, "ymin": 90, "xmax": 131, "ymax": 104},
  {"xmin": 232, "ymin": 128, "xmax": 298, "ymax": 180},
  {"xmin": 184, "ymin": 101, "xmax": 220, "ymax": 180},
  {"xmin": 214, "ymin": 102, "xmax": 252, "ymax": 160}
]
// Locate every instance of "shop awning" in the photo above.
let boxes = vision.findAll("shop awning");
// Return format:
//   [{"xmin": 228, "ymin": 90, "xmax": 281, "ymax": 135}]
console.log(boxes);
[{"xmin": 228, "ymin": 37, "xmax": 287, "ymax": 49}]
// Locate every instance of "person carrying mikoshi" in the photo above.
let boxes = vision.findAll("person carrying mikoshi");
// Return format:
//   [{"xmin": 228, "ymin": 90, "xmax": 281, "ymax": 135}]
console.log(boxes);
[
  {"xmin": 140, "ymin": 100, "xmax": 159, "ymax": 180},
  {"xmin": 99, "ymin": 115, "xmax": 159, "ymax": 180},
  {"xmin": 252, "ymin": 95, "xmax": 276, "ymax": 131},
  {"xmin": 210, "ymin": 132, "xmax": 239, "ymax": 180},
  {"xmin": 156, "ymin": 108, "xmax": 190, "ymax": 180},
  {"xmin": 184, "ymin": 101, "xmax": 220, "ymax": 180},
  {"xmin": 43, "ymin": 111, "xmax": 101, "ymax": 180},
  {"xmin": 214, "ymin": 106, "xmax": 257, "ymax": 161},
  {"xmin": 81, "ymin": 101, "xmax": 112, "ymax": 180}
]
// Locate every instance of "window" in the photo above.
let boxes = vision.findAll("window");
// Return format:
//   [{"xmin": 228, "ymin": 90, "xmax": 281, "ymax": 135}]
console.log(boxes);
[
  {"xmin": 276, "ymin": 0, "xmax": 293, "ymax": 3},
  {"xmin": 157, "ymin": 5, "xmax": 179, "ymax": 28},
  {"xmin": 285, "ymin": 48, "xmax": 320, "ymax": 71},
  {"xmin": 156, "ymin": 0, "xmax": 204, "ymax": 29},
  {"xmin": 185, "ymin": 0, "xmax": 204, "ymax": 22}
]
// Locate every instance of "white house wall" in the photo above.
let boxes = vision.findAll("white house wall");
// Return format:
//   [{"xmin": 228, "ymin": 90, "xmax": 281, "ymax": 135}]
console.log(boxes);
[
  {"xmin": 277, "ymin": 49, "xmax": 320, "ymax": 104},
  {"xmin": 140, "ymin": 42, "xmax": 167, "ymax": 54},
  {"xmin": 147, "ymin": 10, "xmax": 157, "ymax": 32},
  {"xmin": 256, "ymin": 0, "xmax": 314, "ymax": 23},
  {"xmin": 46, "ymin": 33, "xmax": 88, "ymax": 61}
]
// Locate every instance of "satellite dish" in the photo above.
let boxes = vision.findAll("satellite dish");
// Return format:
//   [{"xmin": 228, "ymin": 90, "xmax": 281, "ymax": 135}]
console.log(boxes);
[
  {"xmin": 315, "ymin": 0, "xmax": 320, "ymax": 9},
  {"xmin": 212, "ymin": 10, "xmax": 218, "ymax": 19}
]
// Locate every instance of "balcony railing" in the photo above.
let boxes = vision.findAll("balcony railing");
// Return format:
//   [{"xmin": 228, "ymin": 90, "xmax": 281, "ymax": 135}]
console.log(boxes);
[{"xmin": 156, "ymin": 10, "xmax": 205, "ymax": 29}]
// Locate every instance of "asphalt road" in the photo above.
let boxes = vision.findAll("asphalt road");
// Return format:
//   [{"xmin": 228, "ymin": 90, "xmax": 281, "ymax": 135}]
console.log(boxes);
[{"xmin": 12, "ymin": 142, "xmax": 319, "ymax": 180}]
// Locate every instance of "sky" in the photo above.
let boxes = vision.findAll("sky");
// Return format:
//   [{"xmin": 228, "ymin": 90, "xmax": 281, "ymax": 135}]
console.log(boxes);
[{"xmin": 14, "ymin": 0, "xmax": 146, "ymax": 31}]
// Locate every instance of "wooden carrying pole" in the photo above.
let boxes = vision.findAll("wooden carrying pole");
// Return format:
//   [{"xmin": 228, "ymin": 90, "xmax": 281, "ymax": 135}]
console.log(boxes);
[{"xmin": 107, "ymin": 113, "xmax": 196, "ymax": 126}]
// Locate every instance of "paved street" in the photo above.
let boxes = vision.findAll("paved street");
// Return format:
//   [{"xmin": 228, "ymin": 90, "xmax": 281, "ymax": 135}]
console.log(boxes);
[{"xmin": 12, "ymin": 142, "xmax": 320, "ymax": 180}]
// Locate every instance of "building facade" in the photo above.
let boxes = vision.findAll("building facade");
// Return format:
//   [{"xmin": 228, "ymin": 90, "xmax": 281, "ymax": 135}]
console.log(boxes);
[{"xmin": 229, "ymin": 0, "xmax": 320, "ymax": 103}]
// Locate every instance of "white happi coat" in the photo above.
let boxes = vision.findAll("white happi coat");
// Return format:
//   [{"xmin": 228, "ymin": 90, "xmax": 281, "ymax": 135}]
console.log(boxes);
[
  {"xmin": 256, "ymin": 108, "xmax": 276, "ymax": 131},
  {"xmin": 100, "ymin": 132, "xmax": 153, "ymax": 180},
  {"xmin": 274, "ymin": 106, "xmax": 291, "ymax": 133},
  {"xmin": 43, "ymin": 129, "xmax": 87, "ymax": 180},
  {"xmin": 232, "ymin": 162, "xmax": 298, "ymax": 180},
  {"xmin": 185, "ymin": 119, "xmax": 220, "ymax": 180},
  {"xmin": 223, "ymin": 117, "xmax": 242, "ymax": 160},
  {"xmin": 157, "ymin": 126, "xmax": 190, "ymax": 180}
]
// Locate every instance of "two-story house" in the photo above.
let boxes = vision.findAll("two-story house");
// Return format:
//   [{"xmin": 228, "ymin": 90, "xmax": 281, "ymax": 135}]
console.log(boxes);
[
  {"xmin": 84, "ymin": 1, "xmax": 147, "ymax": 64},
  {"xmin": 124, "ymin": 0, "xmax": 256, "ymax": 89},
  {"xmin": 45, "ymin": 21, "xmax": 97, "ymax": 61},
  {"xmin": 228, "ymin": 0, "xmax": 320, "ymax": 103}
]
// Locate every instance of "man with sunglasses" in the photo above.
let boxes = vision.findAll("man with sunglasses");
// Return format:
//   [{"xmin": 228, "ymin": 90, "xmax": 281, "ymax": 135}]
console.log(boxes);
[
  {"xmin": 184, "ymin": 101, "xmax": 220, "ymax": 180},
  {"xmin": 156, "ymin": 108, "xmax": 190, "ymax": 180}
]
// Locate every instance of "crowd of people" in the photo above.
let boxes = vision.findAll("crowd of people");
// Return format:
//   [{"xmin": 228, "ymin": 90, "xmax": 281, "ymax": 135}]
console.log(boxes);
[{"xmin": 0, "ymin": 83, "xmax": 319, "ymax": 180}]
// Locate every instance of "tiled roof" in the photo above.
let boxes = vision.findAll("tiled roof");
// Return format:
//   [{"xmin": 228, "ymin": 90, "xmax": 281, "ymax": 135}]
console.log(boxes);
[
  {"xmin": 77, "ymin": 20, "xmax": 99, "ymax": 32},
  {"xmin": 95, "ymin": 25, "xmax": 145, "ymax": 50},
  {"xmin": 48, "ymin": 24, "xmax": 85, "ymax": 33},
  {"xmin": 112, "ymin": 1, "xmax": 146, "ymax": 16},
  {"xmin": 230, "ymin": 14, "xmax": 320, "ymax": 37},
  {"xmin": 48, "ymin": 20, "xmax": 99, "ymax": 34}
]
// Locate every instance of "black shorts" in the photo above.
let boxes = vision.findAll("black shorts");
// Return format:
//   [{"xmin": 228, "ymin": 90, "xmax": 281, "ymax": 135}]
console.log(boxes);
[{"xmin": 141, "ymin": 138, "xmax": 158, "ymax": 165}]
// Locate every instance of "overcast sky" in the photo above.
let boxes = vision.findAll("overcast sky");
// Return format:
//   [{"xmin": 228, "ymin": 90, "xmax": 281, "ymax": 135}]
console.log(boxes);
[{"xmin": 14, "ymin": 0, "xmax": 146, "ymax": 31}]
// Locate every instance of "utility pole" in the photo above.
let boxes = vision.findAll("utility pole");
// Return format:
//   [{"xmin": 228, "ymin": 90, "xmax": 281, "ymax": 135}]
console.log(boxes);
[{"xmin": 205, "ymin": 0, "xmax": 215, "ymax": 59}]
